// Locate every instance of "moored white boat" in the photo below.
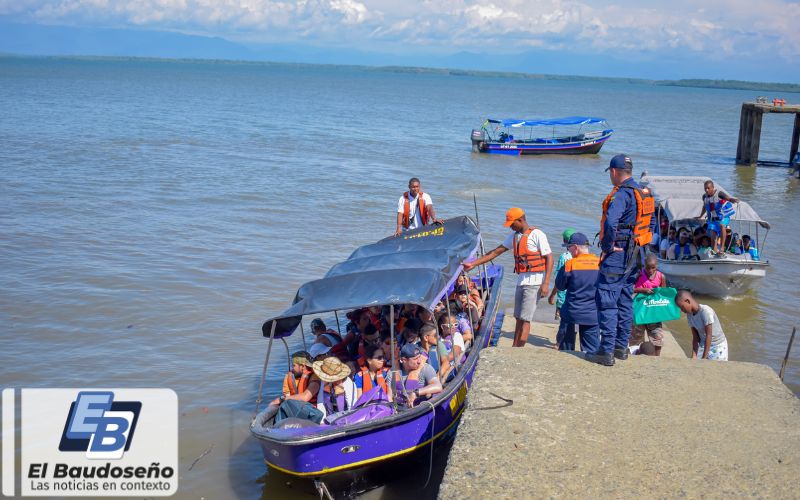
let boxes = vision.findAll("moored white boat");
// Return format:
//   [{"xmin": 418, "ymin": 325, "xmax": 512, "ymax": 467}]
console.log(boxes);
[{"xmin": 640, "ymin": 175, "xmax": 770, "ymax": 298}]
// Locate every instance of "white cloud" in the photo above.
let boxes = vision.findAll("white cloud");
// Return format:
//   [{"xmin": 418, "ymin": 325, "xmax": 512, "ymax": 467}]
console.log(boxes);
[{"xmin": 1, "ymin": 0, "xmax": 797, "ymax": 61}]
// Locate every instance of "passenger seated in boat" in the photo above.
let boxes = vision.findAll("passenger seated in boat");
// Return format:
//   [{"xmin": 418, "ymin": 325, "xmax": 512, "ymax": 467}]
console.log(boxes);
[
  {"xmin": 393, "ymin": 343, "xmax": 443, "ymax": 407},
  {"xmin": 310, "ymin": 318, "xmax": 343, "ymax": 348},
  {"xmin": 437, "ymin": 312, "xmax": 467, "ymax": 363},
  {"xmin": 354, "ymin": 344, "xmax": 391, "ymax": 400},
  {"xmin": 419, "ymin": 323, "xmax": 452, "ymax": 381},
  {"xmin": 269, "ymin": 344, "xmax": 329, "ymax": 407},
  {"xmin": 343, "ymin": 309, "xmax": 372, "ymax": 358},
  {"xmin": 697, "ymin": 235, "xmax": 715, "ymax": 260},
  {"xmin": 739, "ymin": 235, "xmax": 760, "ymax": 261},
  {"xmin": 398, "ymin": 327, "xmax": 420, "ymax": 349},
  {"xmin": 667, "ymin": 231, "xmax": 698, "ymax": 261},
  {"xmin": 354, "ymin": 323, "xmax": 380, "ymax": 367},
  {"xmin": 281, "ymin": 351, "xmax": 313, "ymax": 398},
  {"xmin": 314, "ymin": 357, "xmax": 357, "ymax": 421},
  {"xmin": 659, "ymin": 227, "xmax": 677, "ymax": 258},
  {"xmin": 454, "ymin": 285, "xmax": 480, "ymax": 327},
  {"xmin": 455, "ymin": 274, "xmax": 484, "ymax": 314}
]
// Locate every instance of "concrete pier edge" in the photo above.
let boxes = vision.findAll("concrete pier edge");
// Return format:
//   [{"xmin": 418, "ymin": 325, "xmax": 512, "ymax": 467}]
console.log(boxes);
[{"xmin": 439, "ymin": 314, "xmax": 800, "ymax": 498}]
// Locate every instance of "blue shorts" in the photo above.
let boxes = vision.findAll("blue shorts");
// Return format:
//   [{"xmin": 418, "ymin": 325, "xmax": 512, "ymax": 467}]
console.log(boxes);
[{"xmin": 707, "ymin": 217, "xmax": 730, "ymax": 236}]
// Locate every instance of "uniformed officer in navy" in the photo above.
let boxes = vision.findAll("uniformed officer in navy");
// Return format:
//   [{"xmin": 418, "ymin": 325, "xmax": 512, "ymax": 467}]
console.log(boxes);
[{"xmin": 586, "ymin": 154, "xmax": 655, "ymax": 366}]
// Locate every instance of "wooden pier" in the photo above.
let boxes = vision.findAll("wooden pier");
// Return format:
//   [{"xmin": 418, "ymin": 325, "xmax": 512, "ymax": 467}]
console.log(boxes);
[{"xmin": 736, "ymin": 101, "xmax": 800, "ymax": 166}]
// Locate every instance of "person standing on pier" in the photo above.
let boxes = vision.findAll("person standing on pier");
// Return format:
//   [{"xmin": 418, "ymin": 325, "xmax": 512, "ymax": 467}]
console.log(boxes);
[
  {"xmin": 554, "ymin": 232, "xmax": 600, "ymax": 352},
  {"xmin": 586, "ymin": 154, "xmax": 655, "ymax": 366},
  {"xmin": 395, "ymin": 177, "xmax": 443, "ymax": 236},
  {"xmin": 463, "ymin": 208, "xmax": 553, "ymax": 347}
]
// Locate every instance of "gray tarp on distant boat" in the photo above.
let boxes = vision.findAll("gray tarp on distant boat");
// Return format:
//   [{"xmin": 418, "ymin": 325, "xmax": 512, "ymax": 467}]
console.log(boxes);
[
  {"xmin": 640, "ymin": 175, "xmax": 770, "ymax": 228},
  {"xmin": 262, "ymin": 216, "xmax": 481, "ymax": 338}
]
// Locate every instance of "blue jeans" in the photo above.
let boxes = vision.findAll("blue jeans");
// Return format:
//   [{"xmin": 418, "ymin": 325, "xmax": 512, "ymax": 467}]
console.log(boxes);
[
  {"xmin": 595, "ymin": 269, "xmax": 637, "ymax": 354},
  {"xmin": 558, "ymin": 319, "xmax": 600, "ymax": 352}
]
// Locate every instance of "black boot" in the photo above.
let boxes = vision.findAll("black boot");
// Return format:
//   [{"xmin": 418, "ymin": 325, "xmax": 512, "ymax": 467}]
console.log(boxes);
[
  {"xmin": 613, "ymin": 347, "xmax": 629, "ymax": 360},
  {"xmin": 585, "ymin": 352, "xmax": 615, "ymax": 366}
]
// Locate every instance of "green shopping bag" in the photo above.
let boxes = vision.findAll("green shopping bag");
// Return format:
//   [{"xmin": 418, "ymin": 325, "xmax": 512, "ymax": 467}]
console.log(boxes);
[{"xmin": 633, "ymin": 287, "xmax": 681, "ymax": 325}]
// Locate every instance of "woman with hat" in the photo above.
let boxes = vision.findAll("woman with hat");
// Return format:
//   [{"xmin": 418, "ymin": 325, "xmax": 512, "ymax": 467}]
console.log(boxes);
[{"xmin": 313, "ymin": 356, "xmax": 356, "ymax": 420}]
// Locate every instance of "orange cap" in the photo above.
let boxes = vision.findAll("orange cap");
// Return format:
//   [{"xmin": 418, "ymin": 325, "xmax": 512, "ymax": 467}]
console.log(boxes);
[{"xmin": 503, "ymin": 207, "xmax": 525, "ymax": 227}]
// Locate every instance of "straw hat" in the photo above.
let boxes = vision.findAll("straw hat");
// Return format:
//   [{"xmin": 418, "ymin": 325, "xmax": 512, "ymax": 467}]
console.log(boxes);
[{"xmin": 312, "ymin": 357, "xmax": 351, "ymax": 383}]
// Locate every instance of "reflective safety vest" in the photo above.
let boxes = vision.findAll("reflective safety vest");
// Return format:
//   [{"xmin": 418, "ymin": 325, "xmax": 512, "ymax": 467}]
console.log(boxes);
[
  {"xmin": 402, "ymin": 191, "xmax": 431, "ymax": 228},
  {"xmin": 283, "ymin": 368, "xmax": 311, "ymax": 396},
  {"xmin": 513, "ymin": 227, "xmax": 547, "ymax": 274},
  {"xmin": 564, "ymin": 253, "xmax": 600, "ymax": 272},
  {"xmin": 600, "ymin": 184, "xmax": 655, "ymax": 247},
  {"xmin": 358, "ymin": 367, "xmax": 389, "ymax": 393}
]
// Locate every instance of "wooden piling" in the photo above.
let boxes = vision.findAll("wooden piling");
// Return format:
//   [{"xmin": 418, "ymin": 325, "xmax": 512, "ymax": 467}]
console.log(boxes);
[
  {"xmin": 791, "ymin": 113, "xmax": 800, "ymax": 164},
  {"xmin": 735, "ymin": 101, "xmax": 800, "ymax": 167}
]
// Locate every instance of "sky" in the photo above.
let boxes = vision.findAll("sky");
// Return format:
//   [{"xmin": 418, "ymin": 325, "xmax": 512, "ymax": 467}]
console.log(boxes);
[{"xmin": 0, "ymin": 0, "xmax": 798, "ymax": 81}]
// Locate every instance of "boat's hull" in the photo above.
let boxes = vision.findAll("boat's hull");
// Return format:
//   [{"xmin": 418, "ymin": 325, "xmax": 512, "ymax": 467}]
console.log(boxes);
[
  {"xmin": 477, "ymin": 132, "xmax": 611, "ymax": 155},
  {"xmin": 252, "ymin": 267, "xmax": 504, "ymax": 478},
  {"xmin": 657, "ymin": 258, "xmax": 768, "ymax": 297}
]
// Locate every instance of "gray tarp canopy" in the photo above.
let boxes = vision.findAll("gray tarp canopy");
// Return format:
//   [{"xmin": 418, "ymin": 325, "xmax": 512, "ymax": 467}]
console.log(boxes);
[
  {"xmin": 640, "ymin": 175, "xmax": 770, "ymax": 229},
  {"xmin": 261, "ymin": 216, "xmax": 481, "ymax": 338}
]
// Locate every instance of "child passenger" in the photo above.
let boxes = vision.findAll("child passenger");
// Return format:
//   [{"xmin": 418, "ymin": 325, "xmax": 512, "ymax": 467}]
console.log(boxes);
[
  {"xmin": 630, "ymin": 254, "xmax": 668, "ymax": 356},
  {"xmin": 675, "ymin": 290, "xmax": 729, "ymax": 361}
]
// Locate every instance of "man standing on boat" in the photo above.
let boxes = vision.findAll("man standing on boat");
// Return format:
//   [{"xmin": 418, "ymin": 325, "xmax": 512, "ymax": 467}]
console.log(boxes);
[
  {"xmin": 463, "ymin": 208, "xmax": 553, "ymax": 347},
  {"xmin": 394, "ymin": 177, "xmax": 443, "ymax": 236},
  {"xmin": 586, "ymin": 154, "xmax": 655, "ymax": 366}
]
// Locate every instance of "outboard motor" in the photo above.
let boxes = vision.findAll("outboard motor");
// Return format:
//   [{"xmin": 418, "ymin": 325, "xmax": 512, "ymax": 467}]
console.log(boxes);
[{"xmin": 471, "ymin": 129, "xmax": 486, "ymax": 152}]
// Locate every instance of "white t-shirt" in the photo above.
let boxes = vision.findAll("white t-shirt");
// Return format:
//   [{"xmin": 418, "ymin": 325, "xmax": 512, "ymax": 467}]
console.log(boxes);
[
  {"xmin": 502, "ymin": 228, "xmax": 552, "ymax": 286},
  {"xmin": 687, "ymin": 304, "xmax": 727, "ymax": 348},
  {"xmin": 397, "ymin": 192, "xmax": 434, "ymax": 230}
]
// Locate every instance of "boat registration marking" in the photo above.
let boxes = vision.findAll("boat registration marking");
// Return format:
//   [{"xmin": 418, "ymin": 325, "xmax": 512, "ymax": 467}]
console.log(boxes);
[{"xmin": 449, "ymin": 382, "xmax": 468, "ymax": 415}]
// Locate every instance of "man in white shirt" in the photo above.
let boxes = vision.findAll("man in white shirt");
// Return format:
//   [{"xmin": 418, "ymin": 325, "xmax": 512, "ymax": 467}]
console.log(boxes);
[
  {"xmin": 395, "ymin": 177, "xmax": 441, "ymax": 236},
  {"xmin": 463, "ymin": 207, "xmax": 553, "ymax": 347}
]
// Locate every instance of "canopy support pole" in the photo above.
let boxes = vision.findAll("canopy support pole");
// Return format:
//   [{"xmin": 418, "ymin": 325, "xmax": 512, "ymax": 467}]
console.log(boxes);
[
  {"xmin": 472, "ymin": 194, "xmax": 490, "ymax": 303},
  {"xmin": 334, "ymin": 311, "xmax": 342, "ymax": 336},
  {"xmin": 281, "ymin": 338, "xmax": 291, "ymax": 371},
  {"xmin": 389, "ymin": 305, "xmax": 407, "ymax": 407},
  {"xmin": 446, "ymin": 301, "xmax": 460, "ymax": 369},
  {"xmin": 299, "ymin": 322, "xmax": 307, "ymax": 350},
  {"xmin": 253, "ymin": 321, "xmax": 277, "ymax": 418},
  {"xmin": 462, "ymin": 271, "xmax": 476, "ymax": 347}
]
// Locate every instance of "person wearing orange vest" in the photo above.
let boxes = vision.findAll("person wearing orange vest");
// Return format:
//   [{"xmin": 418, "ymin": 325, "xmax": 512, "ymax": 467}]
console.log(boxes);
[
  {"xmin": 281, "ymin": 351, "xmax": 313, "ymax": 398},
  {"xmin": 554, "ymin": 233, "xmax": 600, "ymax": 352},
  {"xmin": 353, "ymin": 344, "xmax": 390, "ymax": 399},
  {"xmin": 394, "ymin": 177, "xmax": 442, "ymax": 236},
  {"xmin": 586, "ymin": 154, "xmax": 655, "ymax": 367},
  {"xmin": 463, "ymin": 207, "xmax": 553, "ymax": 347}
]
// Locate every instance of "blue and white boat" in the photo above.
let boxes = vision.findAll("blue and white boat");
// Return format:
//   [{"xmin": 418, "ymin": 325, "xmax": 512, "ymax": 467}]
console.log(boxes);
[{"xmin": 471, "ymin": 116, "xmax": 613, "ymax": 155}]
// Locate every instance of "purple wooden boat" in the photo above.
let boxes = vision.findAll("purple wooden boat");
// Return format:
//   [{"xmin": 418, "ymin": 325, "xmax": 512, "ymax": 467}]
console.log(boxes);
[{"xmin": 250, "ymin": 216, "xmax": 504, "ymax": 482}]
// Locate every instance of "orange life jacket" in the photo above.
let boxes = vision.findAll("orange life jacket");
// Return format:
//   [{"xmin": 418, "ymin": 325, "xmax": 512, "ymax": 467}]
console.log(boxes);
[
  {"xmin": 283, "ymin": 368, "xmax": 311, "ymax": 396},
  {"xmin": 513, "ymin": 227, "xmax": 546, "ymax": 274},
  {"xmin": 402, "ymin": 191, "xmax": 431, "ymax": 228},
  {"xmin": 599, "ymin": 184, "xmax": 655, "ymax": 247},
  {"xmin": 564, "ymin": 253, "xmax": 600, "ymax": 272},
  {"xmin": 359, "ymin": 366, "xmax": 389, "ymax": 393}
]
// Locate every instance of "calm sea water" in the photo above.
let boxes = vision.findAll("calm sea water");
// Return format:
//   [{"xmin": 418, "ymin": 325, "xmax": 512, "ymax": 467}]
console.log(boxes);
[{"xmin": 1, "ymin": 57, "xmax": 798, "ymax": 498}]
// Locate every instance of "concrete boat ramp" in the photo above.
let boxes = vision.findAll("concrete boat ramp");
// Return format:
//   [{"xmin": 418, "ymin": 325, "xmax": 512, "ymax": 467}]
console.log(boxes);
[{"xmin": 439, "ymin": 316, "xmax": 800, "ymax": 498}]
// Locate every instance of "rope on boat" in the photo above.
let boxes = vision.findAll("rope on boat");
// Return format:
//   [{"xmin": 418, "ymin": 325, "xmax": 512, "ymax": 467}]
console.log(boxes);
[
  {"xmin": 421, "ymin": 400, "xmax": 436, "ymax": 489},
  {"xmin": 314, "ymin": 479, "xmax": 334, "ymax": 500}
]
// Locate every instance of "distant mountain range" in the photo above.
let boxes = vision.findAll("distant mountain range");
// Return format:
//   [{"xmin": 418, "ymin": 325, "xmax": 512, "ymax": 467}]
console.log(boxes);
[{"xmin": 1, "ymin": 20, "xmax": 798, "ymax": 92}]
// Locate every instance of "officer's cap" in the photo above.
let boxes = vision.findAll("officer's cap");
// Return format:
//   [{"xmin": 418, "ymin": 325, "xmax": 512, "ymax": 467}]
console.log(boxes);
[{"xmin": 605, "ymin": 154, "xmax": 633, "ymax": 171}]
